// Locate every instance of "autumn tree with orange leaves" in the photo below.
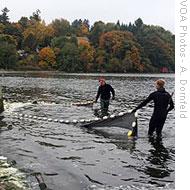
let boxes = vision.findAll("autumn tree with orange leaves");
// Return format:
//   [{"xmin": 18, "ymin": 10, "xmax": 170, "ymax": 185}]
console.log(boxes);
[
  {"xmin": 99, "ymin": 30, "xmax": 144, "ymax": 72},
  {"xmin": 38, "ymin": 47, "xmax": 56, "ymax": 69},
  {"xmin": 0, "ymin": 7, "xmax": 175, "ymax": 73},
  {"xmin": 78, "ymin": 38, "xmax": 95, "ymax": 71},
  {"xmin": 23, "ymin": 21, "xmax": 55, "ymax": 51}
]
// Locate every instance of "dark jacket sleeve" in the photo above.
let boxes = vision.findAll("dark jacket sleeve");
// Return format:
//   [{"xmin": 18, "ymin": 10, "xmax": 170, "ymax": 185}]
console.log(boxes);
[
  {"xmin": 167, "ymin": 96, "xmax": 174, "ymax": 113},
  {"xmin": 135, "ymin": 93, "xmax": 154, "ymax": 111},
  {"xmin": 95, "ymin": 87, "xmax": 101, "ymax": 102},
  {"xmin": 110, "ymin": 85, "xmax": 115, "ymax": 98}
]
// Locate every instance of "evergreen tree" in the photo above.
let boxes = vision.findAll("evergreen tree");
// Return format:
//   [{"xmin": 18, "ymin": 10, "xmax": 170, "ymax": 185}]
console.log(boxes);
[{"xmin": 0, "ymin": 7, "xmax": 10, "ymax": 25}]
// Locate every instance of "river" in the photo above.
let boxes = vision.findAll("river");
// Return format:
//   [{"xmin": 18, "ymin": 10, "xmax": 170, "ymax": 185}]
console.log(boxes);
[{"xmin": 0, "ymin": 72, "xmax": 175, "ymax": 190}]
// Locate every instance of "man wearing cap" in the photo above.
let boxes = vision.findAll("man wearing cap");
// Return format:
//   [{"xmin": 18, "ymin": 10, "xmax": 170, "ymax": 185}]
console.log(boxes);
[
  {"xmin": 95, "ymin": 78, "xmax": 115, "ymax": 116},
  {"xmin": 132, "ymin": 79, "xmax": 174, "ymax": 137}
]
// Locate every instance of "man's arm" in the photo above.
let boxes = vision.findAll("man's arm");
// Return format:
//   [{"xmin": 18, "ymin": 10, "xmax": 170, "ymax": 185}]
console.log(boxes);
[
  {"xmin": 167, "ymin": 96, "xmax": 174, "ymax": 113},
  {"xmin": 95, "ymin": 87, "xmax": 101, "ymax": 102},
  {"xmin": 110, "ymin": 85, "xmax": 115, "ymax": 99},
  {"xmin": 132, "ymin": 93, "xmax": 153, "ymax": 112}
]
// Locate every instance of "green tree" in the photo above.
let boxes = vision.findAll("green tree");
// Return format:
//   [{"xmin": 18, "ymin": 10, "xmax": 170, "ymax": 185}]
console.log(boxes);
[
  {"xmin": 3, "ymin": 23, "xmax": 23, "ymax": 49},
  {"xmin": 18, "ymin": 17, "xmax": 30, "ymax": 29},
  {"xmin": 89, "ymin": 21, "xmax": 106, "ymax": 47},
  {"xmin": 23, "ymin": 21, "xmax": 55, "ymax": 51},
  {"xmin": 51, "ymin": 35, "xmax": 77, "ymax": 49},
  {"xmin": 106, "ymin": 57, "xmax": 121, "ymax": 72},
  {"xmin": 0, "ymin": 34, "xmax": 18, "ymax": 69},
  {"xmin": 30, "ymin": 9, "xmax": 41, "ymax": 23},
  {"xmin": 78, "ymin": 39, "xmax": 95, "ymax": 71},
  {"xmin": 56, "ymin": 42, "xmax": 80, "ymax": 72},
  {"xmin": 143, "ymin": 35, "xmax": 174, "ymax": 71},
  {"xmin": 138, "ymin": 25, "xmax": 175, "ymax": 71},
  {"xmin": 51, "ymin": 19, "xmax": 71, "ymax": 37},
  {"xmin": 71, "ymin": 19, "xmax": 90, "ymax": 36},
  {"xmin": 94, "ymin": 49, "xmax": 108, "ymax": 72},
  {"xmin": 0, "ymin": 23, "xmax": 5, "ymax": 33},
  {"xmin": 0, "ymin": 7, "xmax": 10, "ymax": 25}
]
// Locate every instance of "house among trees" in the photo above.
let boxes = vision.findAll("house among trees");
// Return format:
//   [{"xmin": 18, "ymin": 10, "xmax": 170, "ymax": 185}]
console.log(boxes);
[{"xmin": 160, "ymin": 67, "xmax": 169, "ymax": 73}]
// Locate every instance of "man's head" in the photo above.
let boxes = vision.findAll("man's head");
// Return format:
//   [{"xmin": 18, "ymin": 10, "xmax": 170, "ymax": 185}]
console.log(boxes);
[
  {"xmin": 155, "ymin": 79, "xmax": 165, "ymax": 90},
  {"xmin": 99, "ymin": 77, "xmax": 106, "ymax": 86}
]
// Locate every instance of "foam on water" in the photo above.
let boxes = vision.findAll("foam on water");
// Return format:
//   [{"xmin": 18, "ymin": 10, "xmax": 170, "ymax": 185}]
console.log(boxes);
[
  {"xmin": 0, "ymin": 156, "xmax": 30, "ymax": 189},
  {"xmin": 0, "ymin": 73, "xmax": 175, "ymax": 190}
]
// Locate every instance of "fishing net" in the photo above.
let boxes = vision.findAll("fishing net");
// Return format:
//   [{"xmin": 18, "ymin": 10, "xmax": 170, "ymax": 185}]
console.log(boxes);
[{"xmin": 80, "ymin": 112, "xmax": 138, "ymax": 136}]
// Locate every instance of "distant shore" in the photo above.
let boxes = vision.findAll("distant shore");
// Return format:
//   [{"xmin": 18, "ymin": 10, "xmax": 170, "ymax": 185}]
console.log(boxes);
[{"xmin": 0, "ymin": 70, "xmax": 175, "ymax": 78}]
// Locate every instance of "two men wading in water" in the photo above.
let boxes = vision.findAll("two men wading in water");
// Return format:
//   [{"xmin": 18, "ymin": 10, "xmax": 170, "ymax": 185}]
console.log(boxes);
[{"xmin": 95, "ymin": 78, "xmax": 174, "ymax": 138}]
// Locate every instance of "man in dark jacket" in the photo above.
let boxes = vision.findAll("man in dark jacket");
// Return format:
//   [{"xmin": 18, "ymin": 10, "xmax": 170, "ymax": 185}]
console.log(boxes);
[
  {"xmin": 95, "ymin": 77, "xmax": 115, "ymax": 116},
  {"xmin": 132, "ymin": 79, "xmax": 174, "ymax": 137}
]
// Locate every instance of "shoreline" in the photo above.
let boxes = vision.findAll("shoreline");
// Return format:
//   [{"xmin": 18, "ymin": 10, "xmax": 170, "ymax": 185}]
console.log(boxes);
[{"xmin": 0, "ymin": 70, "xmax": 175, "ymax": 78}]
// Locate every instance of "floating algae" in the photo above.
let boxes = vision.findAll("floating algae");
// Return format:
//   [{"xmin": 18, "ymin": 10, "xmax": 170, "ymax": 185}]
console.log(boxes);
[{"xmin": 0, "ymin": 156, "xmax": 30, "ymax": 190}]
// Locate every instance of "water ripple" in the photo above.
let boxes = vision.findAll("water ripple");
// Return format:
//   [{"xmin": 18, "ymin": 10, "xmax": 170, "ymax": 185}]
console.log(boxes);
[{"xmin": 0, "ymin": 73, "xmax": 175, "ymax": 190}]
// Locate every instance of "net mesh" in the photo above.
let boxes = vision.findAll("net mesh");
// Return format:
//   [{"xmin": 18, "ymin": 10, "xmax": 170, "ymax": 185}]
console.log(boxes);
[{"xmin": 80, "ymin": 112, "xmax": 138, "ymax": 136}]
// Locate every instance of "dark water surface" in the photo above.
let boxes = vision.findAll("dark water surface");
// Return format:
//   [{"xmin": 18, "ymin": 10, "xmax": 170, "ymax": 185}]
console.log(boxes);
[{"xmin": 0, "ymin": 72, "xmax": 175, "ymax": 190}]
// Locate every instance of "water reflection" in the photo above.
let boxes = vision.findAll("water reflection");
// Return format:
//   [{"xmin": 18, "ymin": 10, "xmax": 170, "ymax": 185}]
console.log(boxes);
[
  {"xmin": 145, "ymin": 136, "xmax": 172, "ymax": 179},
  {"xmin": 0, "ymin": 73, "xmax": 175, "ymax": 190},
  {"xmin": 86, "ymin": 127, "xmax": 136, "ymax": 153}
]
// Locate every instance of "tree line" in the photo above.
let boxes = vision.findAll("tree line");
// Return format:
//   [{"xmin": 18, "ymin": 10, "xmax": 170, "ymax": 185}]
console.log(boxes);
[{"xmin": 0, "ymin": 7, "xmax": 175, "ymax": 73}]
